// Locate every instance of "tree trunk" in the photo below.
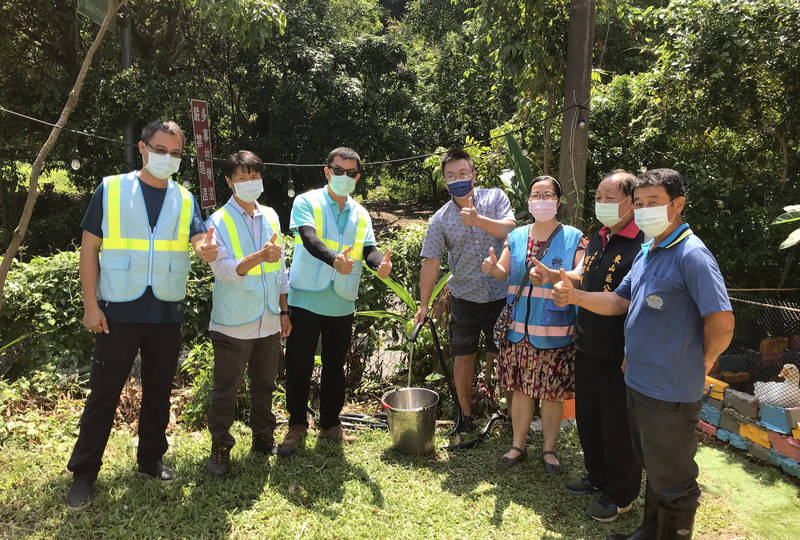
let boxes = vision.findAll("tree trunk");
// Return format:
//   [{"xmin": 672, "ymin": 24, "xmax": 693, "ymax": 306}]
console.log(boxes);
[
  {"xmin": 0, "ymin": 1, "xmax": 127, "ymax": 312},
  {"xmin": 543, "ymin": 81, "xmax": 555, "ymax": 176},
  {"xmin": 557, "ymin": 0, "xmax": 594, "ymax": 228}
]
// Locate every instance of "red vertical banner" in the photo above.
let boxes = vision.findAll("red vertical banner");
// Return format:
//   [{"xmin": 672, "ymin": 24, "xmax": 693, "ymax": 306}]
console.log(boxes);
[{"xmin": 190, "ymin": 99, "xmax": 216, "ymax": 209}]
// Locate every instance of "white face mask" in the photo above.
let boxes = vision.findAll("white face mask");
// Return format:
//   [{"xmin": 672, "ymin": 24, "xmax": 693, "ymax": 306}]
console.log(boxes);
[
  {"xmin": 145, "ymin": 151, "xmax": 181, "ymax": 179},
  {"xmin": 233, "ymin": 178, "xmax": 263, "ymax": 203},
  {"xmin": 634, "ymin": 201, "xmax": 674, "ymax": 237},
  {"xmin": 595, "ymin": 201, "xmax": 623, "ymax": 228},
  {"xmin": 529, "ymin": 199, "xmax": 558, "ymax": 222}
]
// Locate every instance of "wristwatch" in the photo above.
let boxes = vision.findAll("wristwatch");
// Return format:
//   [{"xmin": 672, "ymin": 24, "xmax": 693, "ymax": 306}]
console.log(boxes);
[{"xmin": 280, "ymin": 310, "xmax": 291, "ymax": 316}]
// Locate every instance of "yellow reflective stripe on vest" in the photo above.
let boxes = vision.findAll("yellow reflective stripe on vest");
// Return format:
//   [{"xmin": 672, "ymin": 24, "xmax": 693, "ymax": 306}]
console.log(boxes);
[
  {"xmin": 219, "ymin": 208, "xmax": 262, "ymax": 276},
  {"xmin": 262, "ymin": 211, "xmax": 282, "ymax": 273},
  {"xmin": 103, "ymin": 175, "xmax": 191, "ymax": 252},
  {"xmin": 350, "ymin": 210, "xmax": 368, "ymax": 261},
  {"xmin": 302, "ymin": 192, "xmax": 368, "ymax": 260},
  {"xmin": 106, "ymin": 174, "xmax": 123, "ymax": 242},
  {"xmin": 174, "ymin": 184, "xmax": 192, "ymax": 248}
]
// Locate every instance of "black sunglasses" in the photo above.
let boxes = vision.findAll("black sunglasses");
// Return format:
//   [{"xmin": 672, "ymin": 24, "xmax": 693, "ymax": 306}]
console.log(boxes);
[{"xmin": 329, "ymin": 165, "xmax": 360, "ymax": 178}]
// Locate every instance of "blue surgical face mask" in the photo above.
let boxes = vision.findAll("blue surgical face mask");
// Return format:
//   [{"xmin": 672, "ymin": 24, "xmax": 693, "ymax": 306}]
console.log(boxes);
[
  {"xmin": 145, "ymin": 151, "xmax": 181, "ymax": 179},
  {"xmin": 446, "ymin": 178, "xmax": 473, "ymax": 198},
  {"xmin": 330, "ymin": 174, "xmax": 356, "ymax": 196}
]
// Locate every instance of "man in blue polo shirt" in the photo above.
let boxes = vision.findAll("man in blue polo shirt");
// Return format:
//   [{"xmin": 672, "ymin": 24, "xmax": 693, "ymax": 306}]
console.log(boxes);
[
  {"xmin": 66, "ymin": 120, "xmax": 215, "ymax": 508},
  {"xmin": 552, "ymin": 169, "xmax": 734, "ymax": 540}
]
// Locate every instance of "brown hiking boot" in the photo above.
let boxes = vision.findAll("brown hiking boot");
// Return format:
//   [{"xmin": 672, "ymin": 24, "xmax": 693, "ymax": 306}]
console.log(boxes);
[
  {"xmin": 276, "ymin": 425, "xmax": 307, "ymax": 457},
  {"xmin": 318, "ymin": 425, "xmax": 357, "ymax": 443}
]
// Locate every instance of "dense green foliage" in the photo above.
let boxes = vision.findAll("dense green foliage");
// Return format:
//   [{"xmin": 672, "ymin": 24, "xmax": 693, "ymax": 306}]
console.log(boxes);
[{"xmin": 2, "ymin": 0, "xmax": 800, "ymax": 391}]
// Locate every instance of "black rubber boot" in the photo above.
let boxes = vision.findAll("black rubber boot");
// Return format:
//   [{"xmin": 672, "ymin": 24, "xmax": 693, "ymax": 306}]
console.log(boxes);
[
  {"xmin": 657, "ymin": 506, "xmax": 696, "ymax": 540},
  {"xmin": 138, "ymin": 460, "xmax": 177, "ymax": 481},
  {"xmin": 606, "ymin": 483, "xmax": 658, "ymax": 540},
  {"xmin": 206, "ymin": 441, "xmax": 232, "ymax": 476}
]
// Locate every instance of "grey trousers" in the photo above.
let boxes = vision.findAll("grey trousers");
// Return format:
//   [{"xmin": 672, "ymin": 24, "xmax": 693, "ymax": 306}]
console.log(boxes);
[
  {"xmin": 626, "ymin": 386, "xmax": 702, "ymax": 513},
  {"xmin": 208, "ymin": 331, "xmax": 281, "ymax": 448}
]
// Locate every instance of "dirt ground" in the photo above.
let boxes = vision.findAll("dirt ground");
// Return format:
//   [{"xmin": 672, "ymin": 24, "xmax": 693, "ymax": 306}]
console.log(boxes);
[{"xmin": 365, "ymin": 198, "xmax": 437, "ymax": 234}]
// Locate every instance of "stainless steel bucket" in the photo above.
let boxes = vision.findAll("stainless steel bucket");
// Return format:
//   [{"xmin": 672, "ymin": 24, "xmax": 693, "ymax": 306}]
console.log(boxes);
[{"xmin": 381, "ymin": 387, "xmax": 439, "ymax": 455}]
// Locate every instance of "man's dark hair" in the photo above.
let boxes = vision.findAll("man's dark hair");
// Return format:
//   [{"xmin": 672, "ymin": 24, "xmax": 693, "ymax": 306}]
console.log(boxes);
[
  {"xmin": 326, "ymin": 147, "xmax": 362, "ymax": 171},
  {"xmin": 440, "ymin": 147, "xmax": 474, "ymax": 175},
  {"xmin": 141, "ymin": 120, "xmax": 185, "ymax": 146},
  {"xmin": 223, "ymin": 150, "xmax": 264, "ymax": 178},
  {"xmin": 633, "ymin": 168, "xmax": 684, "ymax": 200},
  {"xmin": 603, "ymin": 169, "xmax": 636, "ymax": 197},
  {"xmin": 530, "ymin": 175, "xmax": 562, "ymax": 198}
]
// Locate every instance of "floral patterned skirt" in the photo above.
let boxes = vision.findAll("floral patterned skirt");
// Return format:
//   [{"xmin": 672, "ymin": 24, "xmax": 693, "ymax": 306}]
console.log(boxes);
[{"xmin": 497, "ymin": 339, "xmax": 575, "ymax": 402}]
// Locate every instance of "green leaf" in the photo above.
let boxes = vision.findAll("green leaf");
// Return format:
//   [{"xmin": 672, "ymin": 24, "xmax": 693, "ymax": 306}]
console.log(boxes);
[
  {"xmin": 428, "ymin": 272, "xmax": 451, "ymax": 310},
  {"xmin": 772, "ymin": 210, "xmax": 800, "ymax": 225},
  {"xmin": 364, "ymin": 266, "xmax": 417, "ymax": 311},
  {"xmin": 424, "ymin": 372, "xmax": 444, "ymax": 382},
  {"xmin": 779, "ymin": 228, "xmax": 800, "ymax": 250}
]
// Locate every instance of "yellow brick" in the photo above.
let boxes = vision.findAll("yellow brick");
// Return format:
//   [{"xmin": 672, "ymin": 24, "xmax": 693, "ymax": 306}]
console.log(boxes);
[
  {"xmin": 740, "ymin": 423, "xmax": 770, "ymax": 448},
  {"xmin": 705, "ymin": 376, "xmax": 729, "ymax": 400}
]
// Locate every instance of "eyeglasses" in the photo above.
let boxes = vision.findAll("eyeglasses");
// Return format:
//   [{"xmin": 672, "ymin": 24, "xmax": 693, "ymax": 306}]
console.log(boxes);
[
  {"xmin": 144, "ymin": 142, "xmax": 182, "ymax": 159},
  {"xmin": 330, "ymin": 165, "xmax": 360, "ymax": 178},
  {"xmin": 529, "ymin": 192, "xmax": 559, "ymax": 201}
]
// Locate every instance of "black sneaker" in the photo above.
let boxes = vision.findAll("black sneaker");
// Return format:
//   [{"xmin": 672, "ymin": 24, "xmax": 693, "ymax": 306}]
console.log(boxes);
[
  {"xmin": 585, "ymin": 496, "xmax": 633, "ymax": 523},
  {"xmin": 566, "ymin": 476, "xmax": 601, "ymax": 495},
  {"xmin": 137, "ymin": 461, "xmax": 176, "ymax": 482},
  {"xmin": 206, "ymin": 442, "xmax": 232, "ymax": 476},
  {"xmin": 67, "ymin": 474, "xmax": 95, "ymax": 509},
  {"xmin": 252, "ymin": 434, "xmax": 275, "ymax": 456}
]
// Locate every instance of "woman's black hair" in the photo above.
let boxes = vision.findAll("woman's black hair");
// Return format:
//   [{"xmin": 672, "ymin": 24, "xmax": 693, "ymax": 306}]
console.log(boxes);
[{"xmin": 530, "ymin": 175, "xmax": 562, "ymax": 198}]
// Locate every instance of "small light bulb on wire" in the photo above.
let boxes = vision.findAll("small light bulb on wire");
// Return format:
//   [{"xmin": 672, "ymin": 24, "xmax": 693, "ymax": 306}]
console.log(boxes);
[
  {"xmin": 70, "ymin": 148, "xmax": 81, "ymax": 170},
  {"xmin": 577, "ymin": 110, "xmax": 586, "ymax": 129},
  {"xmin": 287, "ymin": 171, "xmax": 296, "ymax": 198}
]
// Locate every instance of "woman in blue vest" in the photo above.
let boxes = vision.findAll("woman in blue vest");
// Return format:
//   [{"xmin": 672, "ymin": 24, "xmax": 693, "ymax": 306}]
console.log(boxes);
[{"xmin": 482, "ymin": 176, "xmax": 586, "ymax": 472}]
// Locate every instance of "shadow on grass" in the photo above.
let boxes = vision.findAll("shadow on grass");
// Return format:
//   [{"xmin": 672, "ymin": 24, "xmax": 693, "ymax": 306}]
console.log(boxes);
[
  {"xmin": 49, "ymin": 452, "xmax": 272, "ymax": 539},
  {"xmin": 380, "ymin": 423, "xmax": 642, "ymax": 540},
  {"xmin": 267, "ymin": 436, "xmax": 384, "ymax": 518}
]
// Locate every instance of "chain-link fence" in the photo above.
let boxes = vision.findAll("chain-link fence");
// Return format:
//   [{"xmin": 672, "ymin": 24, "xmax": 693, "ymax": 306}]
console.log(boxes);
[{"xmin": 711, "ymin": 290, "xmax": 800, "ymax": 409}]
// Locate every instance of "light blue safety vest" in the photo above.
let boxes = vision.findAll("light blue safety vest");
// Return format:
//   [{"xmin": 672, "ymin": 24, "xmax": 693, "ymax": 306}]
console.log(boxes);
[
  {"xmin": 98, "ymin": 171, "xmax": 193, "ymax": 302},
  {"xmin": 505, "ymin": 224, "xmax": 583, "ymax": 349},
  {"xmin": 208, "ymin": 202, "xmax": 283, "ymax": 326},
  {"xmin": 288, "ymin": 188, "xmax": 369, "ymax": 301}
]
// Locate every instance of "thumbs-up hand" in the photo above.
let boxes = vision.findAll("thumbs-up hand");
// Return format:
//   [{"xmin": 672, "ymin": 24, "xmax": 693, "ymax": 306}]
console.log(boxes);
[
  {"xmin": 529, "ymin": 257, "xmax": 559, "ymax": 286},
  {"xmin": 333, "ymin": 245, "xmax": 354, "ymax": 275},
  {"xmin": 377, "ymin": 249, "xmax": 392, "ymax": 279},
  {"xmin": 552, "ymin": 268, "xmax": 575, "ymax": 307},
  {"xmin": 481, "ymin": 246, "xmax": 498, "ymax": 274},
  {"xmin": 261, "ymin": 232, "xmax": 282, "ymax": 263},
  {"xmin": 198, "ymin": 226, "xmax": 218, "ymax": 262},
  {"xmin": 459, "ymin": 196, "xmax": 479, "ymax": 227}
]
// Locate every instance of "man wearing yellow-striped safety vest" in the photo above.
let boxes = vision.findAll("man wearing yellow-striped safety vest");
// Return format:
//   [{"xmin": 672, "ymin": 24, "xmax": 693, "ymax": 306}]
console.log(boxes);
[
  {"xmin": 204, "ymin": 150, "xmax": 291, "ymax": 477},
  {"xmin": 277, "ymin": 147, "xmax": 393, "ymax": 457},
  {"xmin": 66, "ymin": 120, "xmax": 217, "ymax": 508}
]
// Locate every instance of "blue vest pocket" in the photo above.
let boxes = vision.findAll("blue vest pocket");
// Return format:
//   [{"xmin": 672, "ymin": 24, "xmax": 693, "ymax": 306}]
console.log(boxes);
[
  {"xmin": 169, "ymin": 258, "xmax": 191, "ymax": 273},
  {"xmin": 541, "ymin": 301, "xmax": 573, "ymax": 326}
]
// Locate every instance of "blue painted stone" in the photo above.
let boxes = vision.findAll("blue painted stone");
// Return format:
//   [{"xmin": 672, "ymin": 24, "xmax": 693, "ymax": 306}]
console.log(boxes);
[
  {"xmin": 700, "ymin": 403, "xmax": 722, "ymax": 427},
  {"xmin": 759, "ymin": 404, "xmax": 792, "ymax": 434}
]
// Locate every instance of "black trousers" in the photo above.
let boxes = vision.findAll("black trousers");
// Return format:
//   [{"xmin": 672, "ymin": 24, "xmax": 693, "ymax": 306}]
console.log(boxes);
[
  {"xmin": 284, "ymin": 306, "xmax": 353, "ymax": 429},
  {"xmin": 575, "ymin": 351, "xmax": 642, "ymax": 506},
  {"xmin": 67, "ymin": 322, "xmax": 181, "ymax": 478},
  {"xmin": 626, "ymin": 386, "xmax": 702, "ymax": 512},
  {"xmin": 208, "ymin": 331, "xmax": 280, "ymax": 448}
]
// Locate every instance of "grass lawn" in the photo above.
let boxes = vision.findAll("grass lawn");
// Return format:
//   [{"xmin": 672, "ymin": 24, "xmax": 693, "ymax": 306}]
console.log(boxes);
[{"xmin": 1, "ymin": 401, "xmax": 799, "ymax": 539}]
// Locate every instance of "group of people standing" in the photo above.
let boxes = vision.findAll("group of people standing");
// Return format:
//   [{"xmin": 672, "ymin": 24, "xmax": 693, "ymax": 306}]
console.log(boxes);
[
  {"xmin": 65, "ymin": 120, "xmax": 735, "ymax": 540},
  {"xmin": 417, "ymin": 148, "xmax": 734, "ymax": 540},
  {"xmin": 66, "ymin": 120, "xmax": 391, "ymax": 508}
]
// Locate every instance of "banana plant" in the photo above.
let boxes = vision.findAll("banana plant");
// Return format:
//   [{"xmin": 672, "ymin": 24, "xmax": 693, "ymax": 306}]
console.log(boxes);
[
  {"xmin": 773, "ymin": 205, "xmax": 800, "ymax": 249},
  {"xmin": 498, "ymin": 134, "xmax": 534, "ymax": 219}
]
